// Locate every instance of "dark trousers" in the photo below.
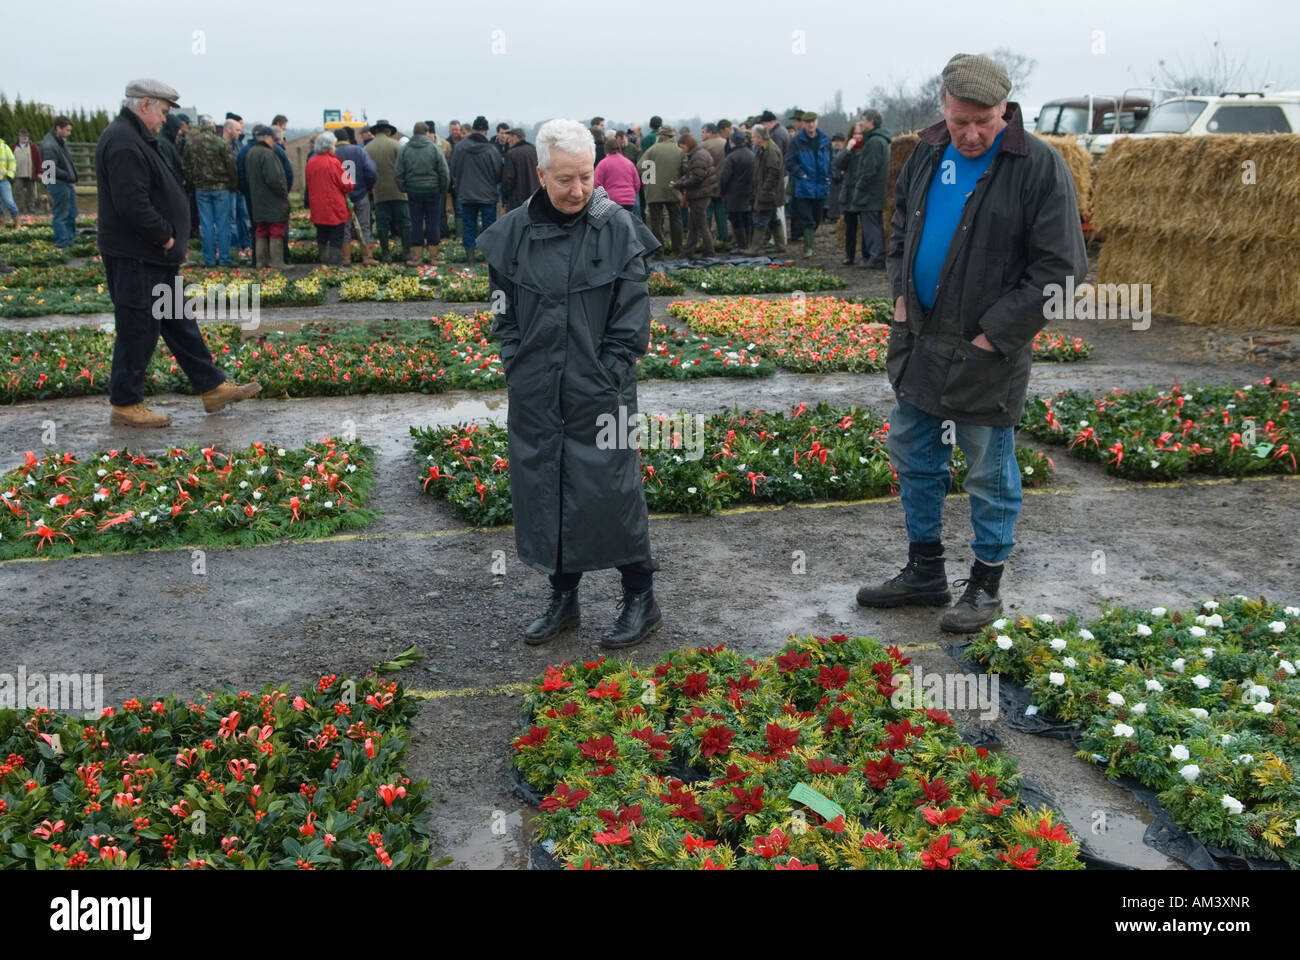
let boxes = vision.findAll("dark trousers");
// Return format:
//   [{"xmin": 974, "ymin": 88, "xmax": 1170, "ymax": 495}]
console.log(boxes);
[
  {"xmin": 843, "ymin": 211, "xmax": 864, "ymax": 260},
  {"xmin": 104, "ymin": 255, "xmax": 225, "ymax": 407},
  {"xmin": 727, "ymin": 210, "xmax": 753, "ymax": 250},
  {"xmin": 646, "ymin": 201, "xmax": 683, "ymax": 255},
  {"xmin": 792, "ymin": 197, "xmax": 825, "ymax": 234},
  {"xmin": 409, "ymin": 194, "xmax": 443, "ymax": 245},
  {"xmin": 862, "ymin": 210, "xmax": 885, "ymax": 264},
  {"xmin": 706, "ymin": 196, "xmax": 729, "ymax": 243},
  {"xmin": 550, "ymin": 538, "xmax": 657, "ymax": 594},
  {"xmin": 683, "ymin": 197, "xmax": 714, "ymax": 256}
]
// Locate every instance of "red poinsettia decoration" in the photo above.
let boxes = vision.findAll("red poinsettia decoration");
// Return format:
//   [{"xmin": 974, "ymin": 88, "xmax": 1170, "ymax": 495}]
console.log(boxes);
[
  {"xmin": 752, "ymin": 827, "xmax": 790, "ymax": 859},
  {"xmin": 998, "ymin": 844, "xmax": 1041, "ymax": 869},
  {"xmin": 862, "ymin": 754, "xmax": 905, "ymax": 789},
  {"xmin": 775, "ymin": 651, "xmax": 811, "ymax": 673},
  {"xmin": 814, "ymin": 665, "xmax": 851, "ymax": 690},
  {"xmin": 725, "ymin": 785, "xmax": 764, "ymax": 820},
  {"xmin": 514, "ymin": 725, "xmax": 550, "ymax": 752},
  {"xmin": 539, "ymin": 783, "xmax": 590, "ymax": 812},
  {"xmin": 920, "ymin": 834, "xmax": 961, "ymax": 870},
  {"xmin": 700, "ymin": 725, "xmax": 735, "ymax": 759}
]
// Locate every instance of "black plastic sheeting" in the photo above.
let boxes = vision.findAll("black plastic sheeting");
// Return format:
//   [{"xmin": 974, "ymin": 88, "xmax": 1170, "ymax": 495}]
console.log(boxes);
[
  {"xmin": 944, "ymin": 640, "xmax": 1291, "ymax": 871},
  {"xmin": 657, "ymin": 255, "xmax": 787, "ymax": 271}
]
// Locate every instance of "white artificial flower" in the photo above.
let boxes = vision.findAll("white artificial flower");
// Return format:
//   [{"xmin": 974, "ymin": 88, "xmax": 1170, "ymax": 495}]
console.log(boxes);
[
  {"xmin": 301, "ymin": 481, "xmax": 312, "ymax": 491},
  {"xmin": 347, "ymin": 464, "xmax": 357, "ymax": 473},
  {"xmin": 1179, "ymin": 764, "xmax": 1200, "ymax": 783},
  {"xmin": 100, "ymin": 454, "xmax": 110, "ymax": 462},
  {"xmin": 1049, "ymin": 672, "xmax": 1066, "ymax": 686},
  {"xmin": 260, "ymin": 466, "xmax": 269, "ymax": 475},
  {"xmin": 1107, "ymin": 691, "xmax": 1125, "ymax": 706},
  {"xmin": 1221, "ymin": 734, "xmax": 1234, "ymax": 746},
  {"xmin": 1050, "ymin": 638, "xmax": 1067, "ymax": 651},
  {"xmin": 859, "ymin": 456, "xmax": 868, "ymax": 464},
  {"xmin": 1025, "ymin": 705, "xmax": 1039, "ymax": 716},
  {"xmin": 277, "ymin": 448, "xmax": 286, "ymax": 456},
  {"xmin": 1201, "ymin": 647, "xmax": 1215, "ymax": 659},
  {"xmin": 1079, "ymin": 419, "xmax": 1089, "ymax": 427},
  {"xmin": 1248, "ymin": 684, "xmax": 1271, "ymax": 702},
  {"xmin": 1038, "ymin": 614, "xmax": 1055, "ymax": 624},
  {"xmin": 1146, "ymin": 679, "xmax": 1164, "ymax": 693},
  {"xmin": 1254, "ymin": 702, "xmax": 1275, "ymax": 715},
  {"xmin": 1170, "ymin": 744, "xmax": 1190, "ymax": 761},
  {"xmin": 995, "ymin": 635, "xmax": 1014, "ymax": 651},
  {"xmin": 97, "ymin": 468, "xmax": 107, "ymax": 477},
  {"xmin": 1285, "ymin": 606, "xmax": 1299, "ymax": 616},
  {"xmin": 992, "ymin": 618, "xmax": 1008, "ymax": 630},
  {"xmin": 792, "ymin": 472, "xmax": 803, "ymax": 480},
  {"xmin": 1236, "ymin": 754, "xmax": 1254, "ymax": 766},
  {"xmin": 1203, "ymin": 600, "xmax": 1220, "ymax": 611},
  {"xmin": 1171, "ymin": 658, "xmax": 1186, "ymax": 673},
  {"xmin": 1113, "ymin": 723, "xmax": 1135, "ymax": 738},
  {"xmin": 1279, "ymin": 660, "xmax": 1296, "ymax": 675},
  {"xmin": 1269, "ymin": 621, "xmax": 1287, "ymax": 634},
  {"xmin": 1189, "ymin": 708, "xmax": 1208, "ymax": 719},
  {"xmin": 1151, "ymin": 607, "xmax": 1167, "ymax": 617},
  {"xmin": 1112, "ymin": 659, "xmax": 1126, "ymax": 666},
  {"xmin": 1136, "ymin": 624, "xmax": 1152, "ymax": 637},
  {"xmin": 324, "ymin": 501, "xmax": 334, "ymax": 509},
  {"xmin": 1150, "ymin": 460, "xmax": 1160, "ymax": 469},
  {"xmin": 1204, "ymin": 614, "xmax": 1224, "ymax": 628},
  {"xmin": 1024, "ymin": 466, "xmax": 1034, "ymax": 475},
  {"xmin": 687, "ymin": 486, "xmax": 697, "ymax": 494},
  {"xmin": 1079, "ymin": 629, "xmax": 1095, "ymax": 641},
  {"xmin": 1131, "ymin": 703, "xmax": 1147, "ymax": 714},
  {"xmin": 1063, "ymin": 657, "xmax": 1077, "ymax": 668},
  {"xmin": 252, "ymin": 491, "xmax": 262, "ymax": 500},
  {"xmin": 1189, "ymin": 626, "xmax": 1207, "ymax": 638},
  {"xmin": 1232, "ymin": 594, "xmax": 1248, "ymax": 601},
  {"xmin": 1221, "ymin": 795, "xmax": 1244, "ymax": 816},
  {"xmin": 1192, "ymin": 674, "xmax": 1211, "ymax": 689},
  {"xmin": 239, "ymin": 481, "xmax": 249, "ymax": 489}
]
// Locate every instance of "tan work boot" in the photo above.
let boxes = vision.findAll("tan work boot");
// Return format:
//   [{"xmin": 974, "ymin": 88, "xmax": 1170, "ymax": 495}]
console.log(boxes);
[
  {"xmin": 360, "ymin": 242, "xmax": 378, "ymax": 266},
  {"xmin": 426, "ymin": 242, "xmax": 440, "ymax": 264},
  {"xmin": 406, "ymin": 244, "xmax": 423, "ymax": 266},
  {"xmin": 200, "ymin": 379, "xmax": 262, "ymax": 413},
  {"xmin": 341, "ymin": 241, "xmax": 353, "ymax": 266},
  {"xmin": 110, "ymin": 403, "xmax": 172, "ymax": 428}
]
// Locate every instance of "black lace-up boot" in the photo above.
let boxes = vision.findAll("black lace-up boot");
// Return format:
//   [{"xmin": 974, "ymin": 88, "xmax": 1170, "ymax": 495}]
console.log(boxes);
[
  {"xmin": 856, "ymin": 542, "xmax": 951, "ymax": 607},
  {"xmin": 524, "ymin": 589, "xmax": 580, "ymax": 645},
  {"xmin": 940, "ymin": 560, "xmax": 1004, "ymax": 633}
]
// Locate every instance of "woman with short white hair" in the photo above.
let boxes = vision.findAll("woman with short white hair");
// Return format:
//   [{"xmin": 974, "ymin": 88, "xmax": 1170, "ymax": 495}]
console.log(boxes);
[{"xmin": 305, "ymin": 131, "xmax": 353, "ymax": 264}]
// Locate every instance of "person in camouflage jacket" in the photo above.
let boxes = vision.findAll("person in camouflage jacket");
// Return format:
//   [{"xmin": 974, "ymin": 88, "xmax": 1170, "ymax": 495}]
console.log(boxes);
[{"xmin": 182, "ymin": 123, "xmax": 238, "ymax": 265}]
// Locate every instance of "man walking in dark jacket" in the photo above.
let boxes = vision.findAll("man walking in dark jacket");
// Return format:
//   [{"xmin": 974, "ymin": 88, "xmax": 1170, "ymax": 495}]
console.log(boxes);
[
  {"xmin": 857, "ymin": 54, "xmax": 1087, "ymax": 632},
  {"xmin": 42, "ymin": 117, "xmax": 79, "ymax": 248},
  {"xmin": 784, "ymin": 111, "xmax": 832, "ymax": 258},
  {"xmin": 450, "ymin": 116, "xmax": 502, "ymax": 261},
  {"xmin": 95, "ymin": 79, "xmax": 261, "ymax": 428},
  {"xmin": 246, "ymin": 125, "xmax": 290, "ymax": 269},
  {"xmin": 478, "ymin": 118, "xmax": 664, "ymax": 649},
  {"xmin": 501, "ymin": 129, "xmax": 539, "ymax": 211}
]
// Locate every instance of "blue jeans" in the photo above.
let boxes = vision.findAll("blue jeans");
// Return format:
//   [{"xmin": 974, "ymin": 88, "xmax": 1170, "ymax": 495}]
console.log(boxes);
[
  {"xmin": 47, "ymin": 182, "xmax": 78, "ymax": 247},
  {"xmin": 459, "ymin": 201, "xmax": 496, "ymax": 251},
  {"xmin": 0, "ymin": 179, "xmax": 17, "ymax": 218},
  {"xmin": 886, "ymin": 398, "xmax": 1023, "ymax": 564},
  {"xmin": 196, "ymin": 189, "xmax": 233, "ymax": 265},
  {"xmin": 230, "ymin": 191, "xmax": 251, "ymax": 251}
]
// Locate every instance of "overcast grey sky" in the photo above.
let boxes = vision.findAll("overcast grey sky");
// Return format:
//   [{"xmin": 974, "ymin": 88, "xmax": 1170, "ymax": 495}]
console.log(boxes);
[{"xmin": 13, "ymin": 0, "xmax": 1298, "ymax": 132}]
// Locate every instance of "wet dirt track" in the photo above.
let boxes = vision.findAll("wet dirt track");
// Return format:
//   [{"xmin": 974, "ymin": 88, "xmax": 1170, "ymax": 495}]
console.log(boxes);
[{"xmin": 3, "ymin": 238, "xmax": 1298, "ymax": 869}]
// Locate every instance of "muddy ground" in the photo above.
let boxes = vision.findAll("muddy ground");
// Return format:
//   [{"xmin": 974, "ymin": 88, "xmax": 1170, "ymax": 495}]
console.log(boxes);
[{"xmin": 3, "ymin": 231, "xmax": 1299, "ymax": 870}]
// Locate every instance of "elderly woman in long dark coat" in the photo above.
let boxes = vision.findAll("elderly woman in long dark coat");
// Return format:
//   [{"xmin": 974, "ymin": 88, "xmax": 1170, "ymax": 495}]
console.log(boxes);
[{"xmin": 478, "ymin": 117, "xmax": 663, "ymax": 649}]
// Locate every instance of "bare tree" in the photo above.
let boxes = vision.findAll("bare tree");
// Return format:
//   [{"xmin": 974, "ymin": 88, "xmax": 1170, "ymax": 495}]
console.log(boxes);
[
  {"xmin": 865, "ymin": 75, "xmax": 942, "ymax": 134},
  {"xmin": 983, "ymin": 47, "xmax": 1038, "ymax": 96},
  {"xmin": 1148, "ymin": 40, "xmax": 1260, "ymax": 95}
]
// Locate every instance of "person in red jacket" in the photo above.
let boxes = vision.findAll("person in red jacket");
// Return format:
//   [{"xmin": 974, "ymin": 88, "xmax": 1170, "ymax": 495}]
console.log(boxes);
[{"xmin": 305, "ymin": 132, "xmax": 354, "ymax": 265}]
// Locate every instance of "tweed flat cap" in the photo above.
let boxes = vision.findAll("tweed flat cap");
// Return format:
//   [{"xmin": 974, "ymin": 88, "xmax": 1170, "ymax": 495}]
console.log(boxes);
[
  {"xmin": 124, "ymin": 79, "xmax": 181, "ymax": 107},
  {"xmin": 941, "ymin": 53, "xmax": 1011, "ymax": 106}
]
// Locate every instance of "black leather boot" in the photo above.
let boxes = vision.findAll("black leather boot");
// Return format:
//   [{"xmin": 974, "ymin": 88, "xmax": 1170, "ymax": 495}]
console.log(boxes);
[
  {"xmin": 856, "ymin": 543, "xmax": 951, "ymax": 607},
  {"xmin": 524, "ymin": 589, "xmax": 580, "ymax": 645},
  {"xmin": 600, "ymin": 589, "xmax": 662, "ymax": 649},
  {"xmin": 940, "ymin": 560, "xmax": 1004, "ymax": 633}
]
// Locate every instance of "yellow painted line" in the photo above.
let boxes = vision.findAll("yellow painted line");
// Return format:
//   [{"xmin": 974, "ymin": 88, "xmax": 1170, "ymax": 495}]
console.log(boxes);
[
  {"xmin": 407, "ymin": 682, "xmax": 531, "ymax": 700},
  {"xmin": 898, "ymin": 642, "xmax": 943, "ymax": 652},
  {"xmin": 3, "ymin": 471, "xmax": 1295, "ymax": 565}
]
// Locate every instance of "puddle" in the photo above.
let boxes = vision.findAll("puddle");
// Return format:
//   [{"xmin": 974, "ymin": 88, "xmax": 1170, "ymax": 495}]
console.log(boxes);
[{"xmin": 432, "ymin": 804, "xmax": 535, "ymax": 870}]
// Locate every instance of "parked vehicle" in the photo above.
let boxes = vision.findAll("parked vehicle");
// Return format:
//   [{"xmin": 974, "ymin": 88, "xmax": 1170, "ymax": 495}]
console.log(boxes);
[
  {"xmin": 1034, "ymin": 94, "xmax": 1153, "ymax": 147},
  {"xmin": 1087, "ymin": 85, "xmax": 1300, "ymax": 154}
]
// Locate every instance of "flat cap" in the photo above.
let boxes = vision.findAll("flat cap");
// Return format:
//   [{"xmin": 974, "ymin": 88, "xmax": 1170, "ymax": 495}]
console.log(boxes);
[
  {"xmin": 657, "ymin": 125, "xmax": 676, "ymax": 138},
  {"xmin": 941, "ymin": 53, "xmax": 1011, "ymax": 106},
  {"xmin": 508, "ymin": 127, "xmax": 525, "ymax": 140},
  {"xmin": 124, "ymin": 78, "xmax": 181, "ymax": 107},
  {"xmin": 800, "ymin": 110, "xmax": 818, "ymax": 121},
  {"xmin": 252, "ymin": 124, "xmax": 275, "ymax": 139}
]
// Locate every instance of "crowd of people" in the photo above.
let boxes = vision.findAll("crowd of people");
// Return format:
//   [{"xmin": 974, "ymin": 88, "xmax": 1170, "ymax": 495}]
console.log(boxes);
[{"xmin": 3, "ymin": 103, "xmax": 896, "ymax": 269}]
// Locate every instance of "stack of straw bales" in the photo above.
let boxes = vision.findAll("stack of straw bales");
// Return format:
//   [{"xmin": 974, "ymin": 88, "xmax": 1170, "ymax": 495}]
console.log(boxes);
[
  {"xmin": 884, "ymin": 133, "xmax": 919, "ymax": 246},
  {"xmin": 1092, "ymin": 135, "xmax": 1300, "ymax": 325},
  {"xmin": 1035, "ymin": 134, "xmax": 1093, "ymax": 216}
]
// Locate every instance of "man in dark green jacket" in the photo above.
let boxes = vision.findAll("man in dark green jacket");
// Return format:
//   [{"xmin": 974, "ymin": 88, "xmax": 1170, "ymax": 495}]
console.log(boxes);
[
  {"xmin": 858, "ymin": 53, "xmax": 1087, "ymax": 633},
  {"xmin": 849, "ymin": 110, "xmax": 890, "ymax": 268},
  {"xmin": 246, "ymin": 127, "xmax": 289, "ymax": 269},
  {"xmin": 743, "ymin": 124, "xmax": 786, "ymax": 253},
  {"xmin": 395, "ymin": 122, "xmax": 451, "ymax": 264}
]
